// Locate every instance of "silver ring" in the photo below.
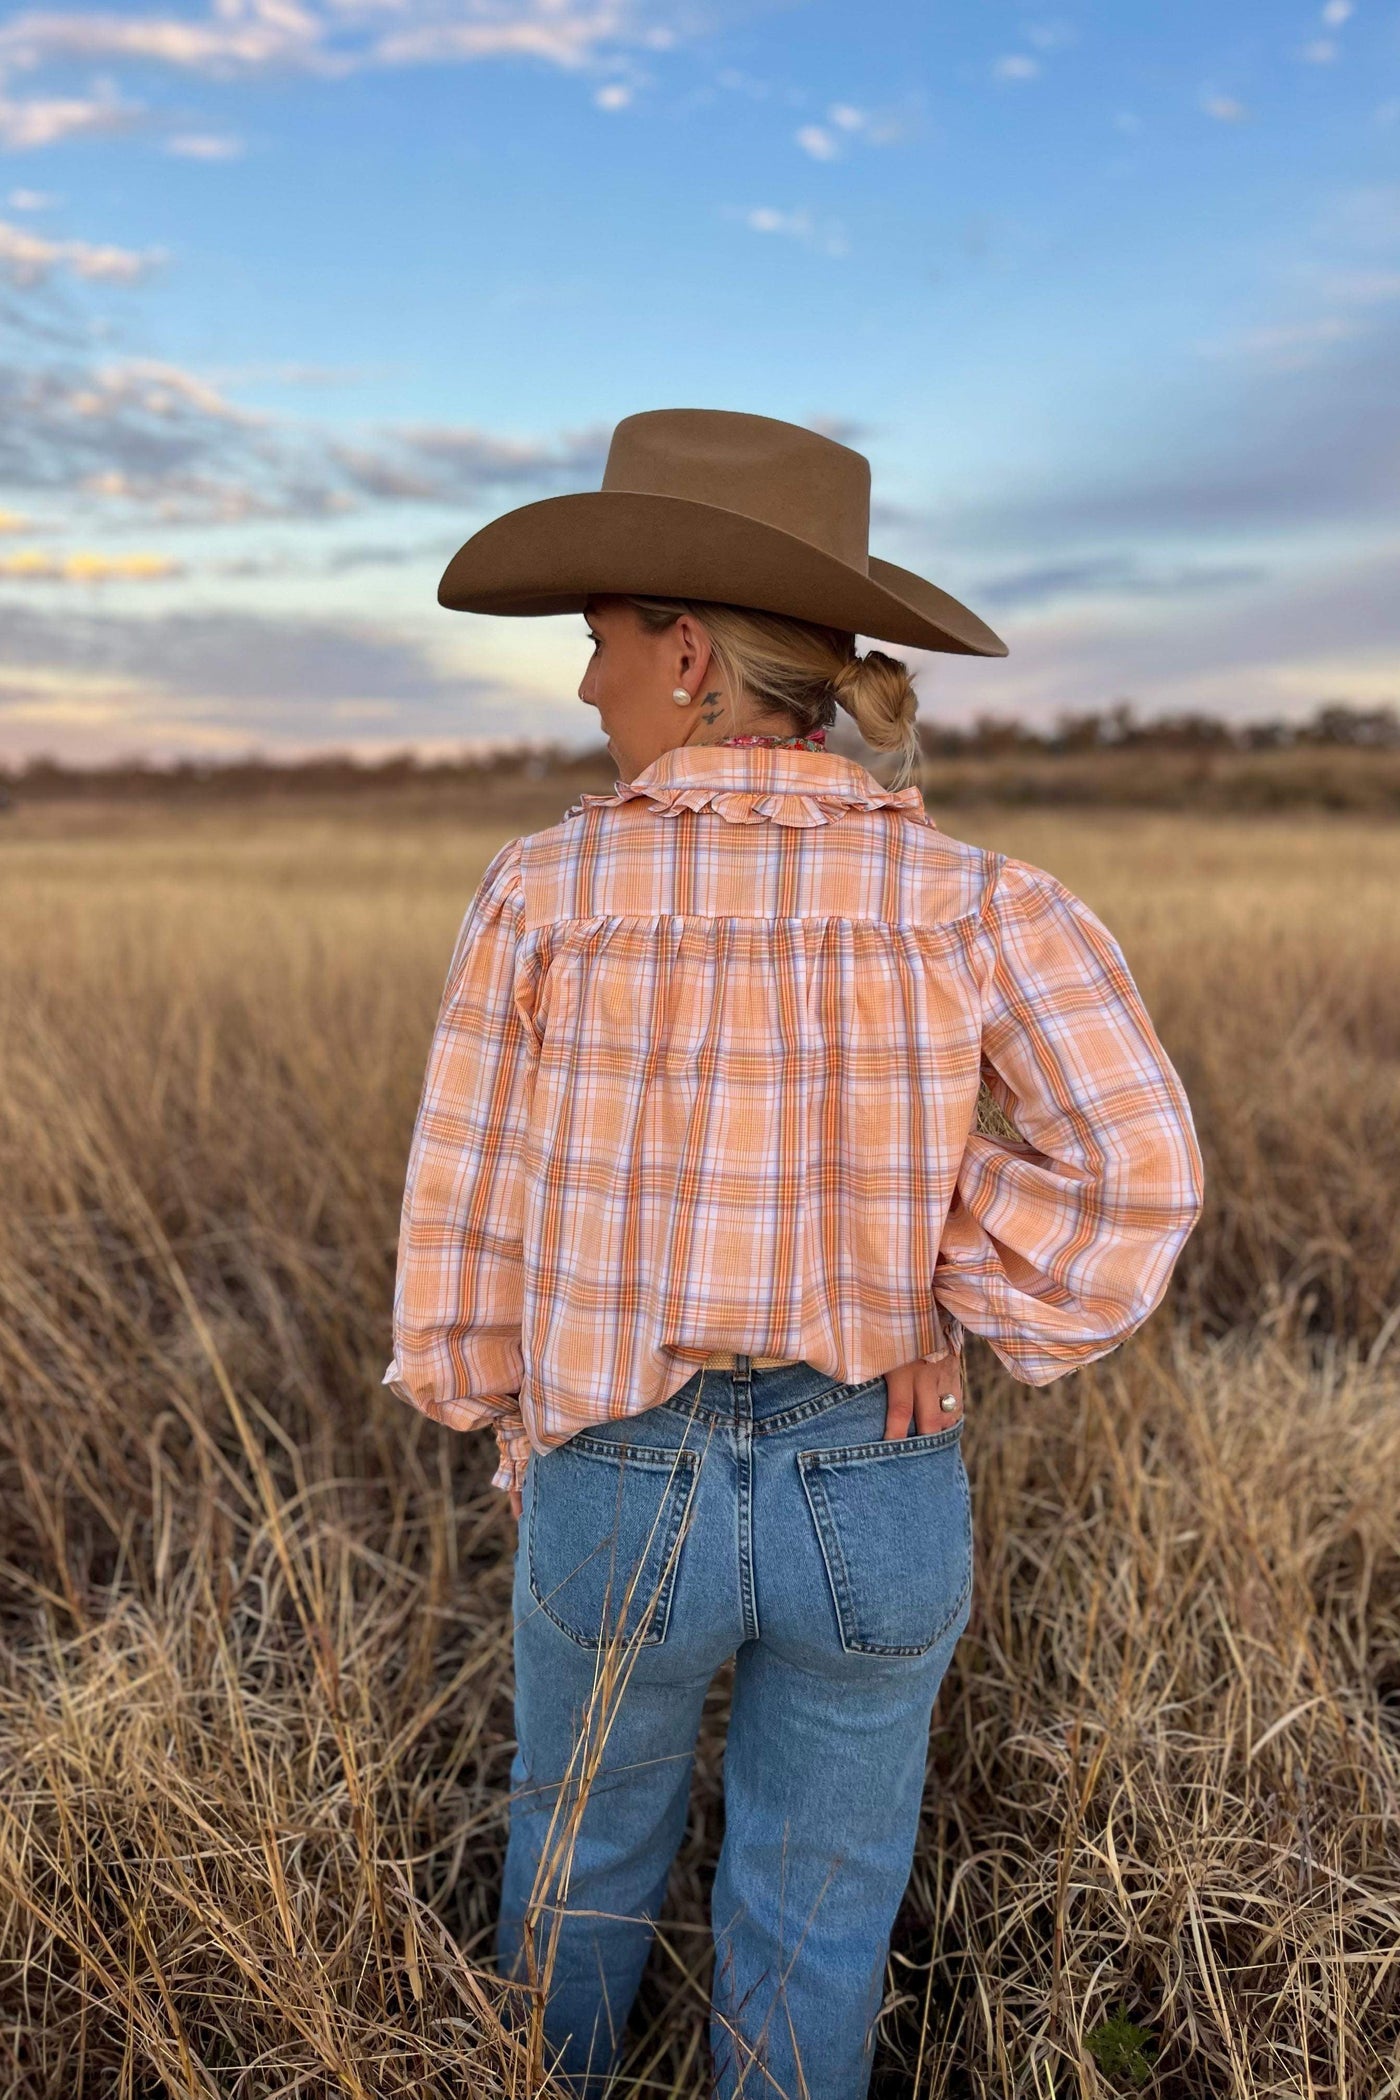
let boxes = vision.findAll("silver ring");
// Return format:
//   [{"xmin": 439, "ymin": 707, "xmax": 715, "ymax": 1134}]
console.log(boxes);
[{"xmin": 939, "ymin": 1393, "xmax": 960, "ymax": 1413}]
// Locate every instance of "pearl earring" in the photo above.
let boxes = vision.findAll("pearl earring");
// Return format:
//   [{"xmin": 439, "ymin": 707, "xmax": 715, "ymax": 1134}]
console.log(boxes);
[{"xmin": 671, "ymin": 686, "xmax": 692, "ymax": 706}]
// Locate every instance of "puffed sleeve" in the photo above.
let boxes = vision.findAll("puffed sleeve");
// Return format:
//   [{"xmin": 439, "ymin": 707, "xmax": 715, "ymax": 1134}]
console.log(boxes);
[
  {"xmin": 382, "ymin": 837, "xmax": 543, "ymax": 1492},
  {"xmin": 931, "ymin": 855, "xmax": 1204, "ymax": 1383}
]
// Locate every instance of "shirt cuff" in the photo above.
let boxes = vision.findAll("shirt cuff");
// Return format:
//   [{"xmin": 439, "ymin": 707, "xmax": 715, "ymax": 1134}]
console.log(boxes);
[
  {"xmin": 491, "ymin": 1419, "xmax": 533, "ymax": 1495},
  {"xmin": 383, "ymin": 1358, "xmax": 532, "ymax": 1492}
]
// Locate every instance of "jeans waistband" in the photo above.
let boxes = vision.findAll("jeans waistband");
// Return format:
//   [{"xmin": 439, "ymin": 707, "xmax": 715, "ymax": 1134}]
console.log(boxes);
[{"xmin": 663, "ymin": 1356, "xmax": 878, "ymax": 1427}]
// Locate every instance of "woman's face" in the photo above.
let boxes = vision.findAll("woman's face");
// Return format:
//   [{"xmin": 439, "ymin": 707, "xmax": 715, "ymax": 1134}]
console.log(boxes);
[{"xmin": 578, "ymin": 596, "xmax": 721, "ymax": 777}]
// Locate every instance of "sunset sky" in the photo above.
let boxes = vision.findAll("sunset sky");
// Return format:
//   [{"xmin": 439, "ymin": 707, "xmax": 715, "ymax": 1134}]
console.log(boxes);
[{"xmin": 0, "ymin": 0, "xmax": 1397, "ymax": 762}]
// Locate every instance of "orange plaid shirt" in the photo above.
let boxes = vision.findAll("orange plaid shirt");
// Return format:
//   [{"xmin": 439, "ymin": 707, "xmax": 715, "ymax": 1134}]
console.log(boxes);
[{"xmin": 385, "ymin": 743, "xmax": 1204, "ymax": 1491}]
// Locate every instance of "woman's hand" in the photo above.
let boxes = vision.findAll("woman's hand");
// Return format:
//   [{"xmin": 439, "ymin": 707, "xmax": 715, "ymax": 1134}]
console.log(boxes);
[
  {"xmin": 883, "ymin": 1352, "xmax": 963, "ymax": 1439},
  {"xmin": 509, "ymin": 1488, "xmax": 523, "ymax": 1523}
]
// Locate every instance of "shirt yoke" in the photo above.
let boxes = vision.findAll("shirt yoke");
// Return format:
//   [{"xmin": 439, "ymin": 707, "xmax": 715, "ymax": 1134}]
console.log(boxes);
[{"xmin": 516, "ymin": 800, "xmax": 1001, "ymax": 934}]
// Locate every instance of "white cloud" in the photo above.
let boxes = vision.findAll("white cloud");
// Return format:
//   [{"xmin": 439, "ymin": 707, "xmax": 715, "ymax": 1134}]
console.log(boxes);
[
  {"xmin": 0, "ymin": 0, "xmax": 699, "ymax": 185},
  {"xmin": 373, "ymin": 2, "xmax": 655, "ymax": 71},
  {"xmin": 0, "ymin": 0, "xmax": 674, "ymax": 98},
  {"xmin": 331, "ymin": 421, "xmax": 608, "ymax": 504},
  {"xmin": 1112, "ymin": 110, "xmax": 1142, "ymax": 134},
  {"xmin": 80, "ymin": 467, "xmax": 344, "ymax": 522},
  {"xmin": 0, "ymin": 354, "xmax": 281, "ymax": 522},
  {"xmin": 164, "ymin": 131, "xmax": 244, "ymax": 158},
  {"xmin": 792, "ymin": 102, "xmax": 907, "ymax": 158},
  {"xmin": 0, "ymin": 4, "xmax": 326, "ymax": 79},
  {"xmin": 2, "ymin": 338, "xmax": 615, "ymax": 525},
  {"xmin": 742, "ymin": 205, "xmax": 808, "ymax": 235},
  {"xmin": 993, "ymin": 54, "xmax": 1040, "ymax": 81},
  {"xmin": 0, "ymin": 89, "xmax": 141, "ymax": 148},
  {"xmin": 0, "ymin": 547, "xmax": 182, "ymax": 581},
  {"xmin": 0, "ymin": 219, "xmax": 164, "ymax": 287},
  {"xmin": 1321, "ymin": 0, "xmax": 1353, "ymax": 24},
  {"xmin": 795, "ymin": 123, "xmax": 838, "ymax": 160},
  {"xmin": 1201, "ymin": 92, "xmax": 1248, "ymax": 121},
  {"xmin": 819, "ymin": 100, "xmax": 906, "ymax": 148},
  {"xmin": 1301, "ymin": 38, "xmax": 1337, "ymax": 62},
  {"xmin": 84, "ymin": 362, "xmax": 260, "ymax": 426},
  {"xmin": 734, "ymin": 204, "xmax": 847, "ymax": 257},
  {"xmin": 6, "ymin": 188, "xmax": 56, "ymax": 210}
]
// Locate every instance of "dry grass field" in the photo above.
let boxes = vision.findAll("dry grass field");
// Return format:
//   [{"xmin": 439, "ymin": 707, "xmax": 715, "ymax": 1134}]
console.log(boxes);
[{"xmin": 1, "ymin": 784, "xmax": 1398, "ymax": 2098}]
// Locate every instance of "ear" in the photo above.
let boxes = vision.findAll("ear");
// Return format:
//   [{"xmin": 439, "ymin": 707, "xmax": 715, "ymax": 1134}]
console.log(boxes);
[{"xmin": 675, "ymin": 613, "xmax": 715, "ymax": 686}]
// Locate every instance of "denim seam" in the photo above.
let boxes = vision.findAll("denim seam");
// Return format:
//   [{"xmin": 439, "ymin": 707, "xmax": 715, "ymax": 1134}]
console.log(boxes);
[
  {"xmin": 636, "ymin": 1451, "xmax": 702, "ymax": 1652},
  {"xmin": 800, "ymin": 1465, "xmax": 861, "ymax": 1651},
  {"xmin": 557, "ymin": 1432, "xmax": 700, "ymax": 1466},
  {"xmin": 798, "ymin": 1441, "xmax": 973, "ymax": 1657},
  {"xmin": 735, "ymin": 1358, "xmax": 759, "ymax": 1641},
  {"xmin": 750, "ymin": 1375, "xmax": 886, "ymax": 1436},
  {"xmin": 527, "ymin": 1446, "xmax": 700, "ymax": 1650},
  {"xmin": 797, "ymin": 1417, "xmax": 966, "ymax": 1464}
]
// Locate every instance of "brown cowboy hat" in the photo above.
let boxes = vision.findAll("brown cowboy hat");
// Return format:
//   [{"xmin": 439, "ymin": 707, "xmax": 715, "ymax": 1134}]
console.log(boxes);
[{"xmin": 438, "ymin": 407, "xmax": 1007, "ymax": 658}]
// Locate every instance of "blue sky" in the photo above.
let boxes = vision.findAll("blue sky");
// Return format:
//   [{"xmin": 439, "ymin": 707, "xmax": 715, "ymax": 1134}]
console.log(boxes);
[{"xmin": 0, "ymin": 0, "xmax": 1396, "ymax": 761}]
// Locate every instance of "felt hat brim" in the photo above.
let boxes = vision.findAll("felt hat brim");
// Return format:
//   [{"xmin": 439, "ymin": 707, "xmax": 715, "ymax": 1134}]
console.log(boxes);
[{"xmin": 437, "ymin": 490, "xmax": 1007, "ymax": 657}]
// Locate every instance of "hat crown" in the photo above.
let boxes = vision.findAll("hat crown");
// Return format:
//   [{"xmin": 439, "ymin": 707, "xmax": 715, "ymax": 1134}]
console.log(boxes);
[{"xmin": 601, "ymin": 408, "xmax": 871, "ymax": 574}]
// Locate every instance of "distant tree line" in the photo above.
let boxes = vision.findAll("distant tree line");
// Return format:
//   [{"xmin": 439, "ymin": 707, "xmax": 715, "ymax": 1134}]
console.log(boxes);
[
  {"xmin": 916, "ymin": 700, "xmax": 1400, "ymax": 758},
  {"xmin": 2, "ymin": 701, "xmax": 1397, "ymax": 802},
  {"xmin": 0, "ymin": 742, "xmax": 606, "ymax": 802}
]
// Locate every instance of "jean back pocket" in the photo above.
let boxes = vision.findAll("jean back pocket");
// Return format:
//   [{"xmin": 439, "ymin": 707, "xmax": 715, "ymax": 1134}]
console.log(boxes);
[
  {"xmin": 798, "ymin": 1420, "xmax": 972, "ymax": 1656},
  {"xmin": 527, "ymin": 1435, "xmax": 700, "ymax": 1649}
]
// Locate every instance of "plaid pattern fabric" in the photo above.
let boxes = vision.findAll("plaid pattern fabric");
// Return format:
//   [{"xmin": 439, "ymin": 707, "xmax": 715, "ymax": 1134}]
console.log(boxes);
[{"xmin": 385, "ymin": 744, "xmax": 1204, "ymax": 1491}]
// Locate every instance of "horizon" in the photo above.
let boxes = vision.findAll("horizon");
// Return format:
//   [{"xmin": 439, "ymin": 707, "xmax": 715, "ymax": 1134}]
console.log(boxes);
[
  {"xmin": 0, "ymin": 0, "xmax": 1397, "ymax": 764},
  {"xmin": 6, "ymin": 694, "xmax": 1397, "ymax": 784}
]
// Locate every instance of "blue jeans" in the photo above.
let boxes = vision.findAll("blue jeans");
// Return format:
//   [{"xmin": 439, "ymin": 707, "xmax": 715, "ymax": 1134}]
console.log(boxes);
[{"xmin": 496, "ymin": 1357, "xmax": 973, "ymax": 2100}]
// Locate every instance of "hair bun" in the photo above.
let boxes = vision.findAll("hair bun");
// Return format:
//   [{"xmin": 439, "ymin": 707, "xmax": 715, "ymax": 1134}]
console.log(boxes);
[{"xmin": 832, "ymin": 650, "xmax": 920, "ymax": 779}]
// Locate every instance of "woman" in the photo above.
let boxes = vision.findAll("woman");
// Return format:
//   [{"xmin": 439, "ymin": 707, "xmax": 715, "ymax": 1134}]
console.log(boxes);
[{"xmin": 384, "ymin": 409, "xmax": 1204, "ymax": 2098}]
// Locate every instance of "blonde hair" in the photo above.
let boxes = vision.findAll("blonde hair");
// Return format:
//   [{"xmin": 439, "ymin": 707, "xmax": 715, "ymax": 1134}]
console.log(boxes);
[{"xmin": 622, "ymin": 595, "xmax": 922, "ymax": 790}]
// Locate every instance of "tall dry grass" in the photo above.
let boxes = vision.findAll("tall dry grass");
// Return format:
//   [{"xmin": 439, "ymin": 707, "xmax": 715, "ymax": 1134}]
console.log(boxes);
[{"xmin": 0, "ymin": 794, "xmax": 1398, "ymax": 2097}]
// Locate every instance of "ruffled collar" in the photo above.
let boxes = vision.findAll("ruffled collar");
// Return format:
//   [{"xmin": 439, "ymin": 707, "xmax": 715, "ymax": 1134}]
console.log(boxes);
[{"xmin": 571, "ymin": 742, "xmax": 931, "ymax": 831}]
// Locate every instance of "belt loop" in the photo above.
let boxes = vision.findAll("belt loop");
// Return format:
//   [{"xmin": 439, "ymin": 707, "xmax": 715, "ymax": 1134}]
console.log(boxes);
[{"xmin": 735, "ymin": 1351, "xmax": 753, "ymax": 1421}]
